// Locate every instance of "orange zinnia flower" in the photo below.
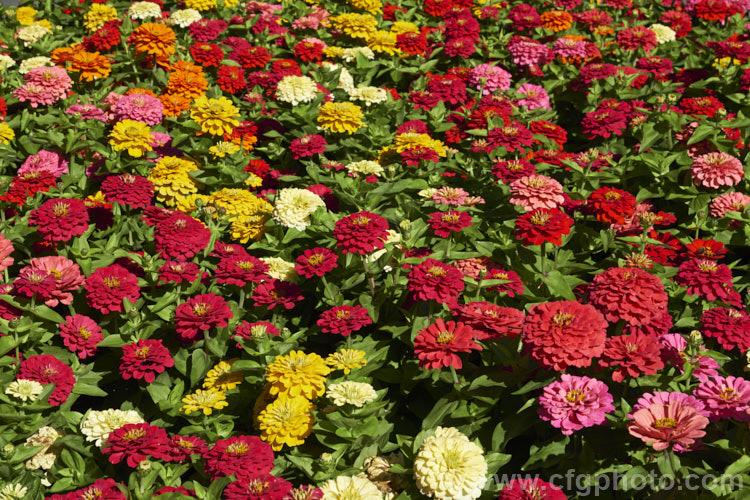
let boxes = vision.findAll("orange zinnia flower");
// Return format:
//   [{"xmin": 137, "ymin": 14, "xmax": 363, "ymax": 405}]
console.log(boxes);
[
  {"xmin": 540, "ymin": 10, "xmax": 573, "ymax": 32},
  {"xmin": 51, "ymin": 44, "xmax": 86, "ymax": 66},
  {"xmin": 128, "ymin": 22, "xmax": 177, "ymax": 59},
  {"xmin": 166, "ymin": 70, "xmax": 208, "ymax": 101},
  {"xmin": 159, "ymin": 93, "xmax": 192, "ymax": 117},
  {"xmin": 70, "ymin": 51, "xmax": 112, "ymax": 82},
  {"xmin": 125, "ymin": 88, "xmax": 158, "ymax": 97}
]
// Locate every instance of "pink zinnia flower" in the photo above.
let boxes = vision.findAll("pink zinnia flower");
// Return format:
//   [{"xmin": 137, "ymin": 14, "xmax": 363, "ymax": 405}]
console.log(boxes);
[
  {"xmin": 675, "ymin": 258, "xmax": 740, "ymax": 306},
  {"xmin": 13, "ymin": 84, "xmax": 62, "ymax": 108},
  {"xmin": 553, "ymin": 37, "xmax": 588, "ymax": 58},
  {"xmin": 28, "ymin": 256, "xmax": 85, "ymax": 307},
  {"xmin": 709, "ymin": 191, "xmax": 750, "ymax": 217},
  {"xmin": 0, "ymin": 234, "xmax": 13, "ymax": 272},
  {"xmin": 509, "ymin": 175, "xmax": 566, "ymax": 210},
  {"xmin": 631, "ymin": 391, "xmax": 709, "ymax": 418},
  {"xmin": 59, "ymin": 314, "xmax": 103, "ymax": 358},
  {"xmin": 17, "ymin": 150, "xmax": 69, "ymax": 177},
  {"xmin": 516, "ymin": 83, "xmax": 551, "ymax": 110},
  {"xmin": 113, "ymin": 94, "xmax": 164, "ymax": 126},
  {"xmin": 659, "ymin": 333, "xmax": 719, "ymax": 383},
  {"xmin": 538, "ymin": 374, "xmax": 615, "ymax": 435},
  {"xmin": 691, "ymin": 152, "xmax": 744, "ymax": 188},
  {"xmin": 508, "ymin": 38, "xmax": 552, "ymax": 67},
  {"xmin": 693, "ymin": 376, "xmax": 750, "ymax": 421},
  {"xmin": 468, "ymin": 63, "xmax": 511, "ymax": 95},
  {"xmin": 628, "ymin": 402, "xmax": 709, "ymax": 451},
  {"xmin": 431, "ymin": 187, "xmax": 469, "ymax": 206}
]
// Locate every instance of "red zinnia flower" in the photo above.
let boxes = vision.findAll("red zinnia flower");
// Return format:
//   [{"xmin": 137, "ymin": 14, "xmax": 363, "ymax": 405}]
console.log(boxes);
[
  {"xmin": 679, "ymin": 96, "xmax": 724, "ymax": 118},
  {"xmin": 251, "ymin": 279, "xmax": 304, "ymax": 310},
  {"xmin": 85, "ymin": 264, "xmax": 141, "ymax": 314},
  {"xmin": 397, "ymin": 31, "xmax": 428, "ymax": 56},
  {"xmin": 120, "ymin": 338, "xmax": 175, "ymax": 383},
  {"xmin": 166, "ymin": 434, "xmax": 209, "ymax": 462},
  {"xmin": 675, "ymin": 259, "xmax": 740, "ymax": 306},
  {"xmin": 414, "ymin": 319, "xmax": 482, "ymax": 370},
  {"xmin": 0, "ymin": 171, "xmax": 57, "ymax": 206},
  {"xmin": 46, "ymin": 479, "xmax": 126, "ymax": 500},
  {"xmin": 492, "ymin": 159, "xmax": 536, "ymax": 184},
  {"xmin": 293, "ymin": 40, "xmax": 326, "ymax": 62},
  {"xmin": 217, "ymin": 65, "xmax": 247, "ymax": 94},
  {"xmin": 427, "ymin": 211, "xmax": 473, "ymax": 238},
  {"xmin": 13, "ymin": 268, "xmax": 55, "ymax": 299},
  {"xmin": 59, "ymin": 314, "xmax": 103, "ymax": 359},
  {"xmin": 588, "ymin": 187, "xmax": 637, "ymax": 225},
  {"xmin": 203, "ymin": 435, "xmax": 274, "ymax": 481},
  {"xmin": 289, "ymin": 135, "xmax": 327, "ymax": 159},
  {"xmin": 189, "ymin": 42, "xmax": 224, "ymax": 67},
  {"xmin": 333, "ymin": 211, "xmax": 390, "ymax": 255},
  {"xmin": 701, "ymin": 307, "xmax": 750, "ymax": 352},
  {"xmin": 189, "ymin": 19, "xmax": 227, "ymax": 41},
  {"xmin": 224, "ymin": 475, "xmax": 293, "ymax": 500},
  {"xmin": 174, "ymin": 293, "xmax": 233, "ymax": 341},
  {"xmin": 232, "ymin": 46, "xmax": 272, "ymax": 69},
  {"xmin": 215, "ymin": 255, "xmax": 270, "ymax": 286},
  {"xmin": 408, "ymin": 259, "xmax": 465, "ymax": 306},
  {"xmin": 18, "ymin": 354, "xmax": 76, "ymax": 406},
  {"xmin": 451, "ymin": 302, "xmax": 525, "ymax": 340},
  {"xmin": 154, "ymin": 212, "xmax": 211, "ymax": 261},
  {"xmin": 101, "ymin": 174, "xmax": 154, "ymax": 208},
  {"xmin": 317, "ymin": 305, "xmax": 372, "ymax": 337},
  {"xmin": 28, "ymin": 198, "xmax": 90, "ymax": 241},
  {"xmin": 158, "ymin": 260, "xmax": 201, "ymax": 284},
  {"xmin": 234, "ymin": 320, "xmax": 279, "ymax": 347},
  {"xmin": 581, "ymin": 108, "xmax": 629, "ymax": 139},
  {"xmin": 102, "ymin": 423, "xmax": 171, "ymax": 468},
  {"xmin": 685, "ymin": 239, "xmax": 727, "ymax": 261},
  {"xmin": 483, "ymin": 267, "xmax": 525, "ymax": 297},
  {"xmin": 497, "ymin": 478, "xmax": 567, "ymax": 500},
  {"xmin": 616, "ymin": 26, "xmax": 657, "ymax": 53},
  {"xmin": 515, "ymin": 208, "xmax": 573, "ymax": 246},
  {"xmin": 588, "ymin": 267, "xmax": 668, "ymax": 326},
  {"xmin": 522, "ymin": 301, "xmax": 608, "ymax": 371},
  {"xmin": 599, "ymin": 333, "xmax": 665, "ymax": 382},
  {"xmin": 295, "ymin": 247, "xmax": 338, "ymax": 278},
  {"xmin": 486, "ymin": 122, "xmax": 534, "ymax": 153}
]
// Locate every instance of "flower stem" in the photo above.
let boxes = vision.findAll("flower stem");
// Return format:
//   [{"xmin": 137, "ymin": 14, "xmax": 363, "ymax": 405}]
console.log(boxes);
[
  {"xmin": 540, "ymin": 242, "xmax": 548, "ymax": 277},
  {"xmin": 446, "ymin": 234, "xmax": 453, "ymax": 259},
  {"xmin": 361, "ymin": 256, "xmax": 376, "ymax": 296},
  {"xmin": 450, "ymin": 366, "xmax": 460, "ymax": 386}
]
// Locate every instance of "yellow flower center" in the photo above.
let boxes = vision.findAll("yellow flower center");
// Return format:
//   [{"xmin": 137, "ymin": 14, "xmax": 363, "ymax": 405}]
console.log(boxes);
[
  {"xmin": 442, "ymin": 213, "xmax": 460, "ymax": 223},
  {"xmin": 193, "ymin": 303, "xmax": 210, "ymax": 316},
  {"xmin": 552, "ymin": 312, "xmax": 574, "ymax": 326},
  {"xmin": 135, "ymin": 346, "xmax": 150, "ymax": 359},
  {"xmin": 307, "ymin": 254, "xmax": 325, "ymax": 265},
  {"xmin": 103, "ymin": 277, "xmax": 120, "ymax": 288},
  {"xmin": 427, "ymin": 266, "xmax": 446, "ymax": 278},
  {"xmin": 654, "ymin": 418, "xmax": 677, "ymax": 429},
  {"xmin": 52, "ymin": 202, "xmax": 69, "ymax": 217},
  {"xmin": 719, "ymin": 387, "xmax": 736, "ymax": 401},
  {"xmin": 436, "ymin": 331, "xmax": 454, "ymax": 344},
  {"xmin": 530, "ymin": 212, "xmax": 551, "ymax": 225},
  {"xmin": 526, "ymin": 177, "xmax": 546, "ymax": 188},
  {"xmin": 336, "ymin": 310, "xmax": 351, "ymax": 319},
  {"xmin": 78, "ymin": 327, "xmax": 91, "ymax": 339},
  {"xmin": 698, "ymin": 260, "xmax": 717, "ymax": 272},
  {"xmin": 122, "ymin": 428, "xmax": 146, "ymax": 441},
  {"xmin": 565, "ymin": 390, "xmax": 585, "ymax": 403},
  {"xmin": 49, "ymin": 268, "xmax": 62, "ymax": 279},
  {"xmin": 226, "ymin": 442, "xmax": 248, "ymax": 455},
  {"xmin": 236, "ymin": 261, "xmax": 254, "ymax": 271},
  {"xmin": 352, "ymin": 215, "xmax": 370, "ymax": 225}
]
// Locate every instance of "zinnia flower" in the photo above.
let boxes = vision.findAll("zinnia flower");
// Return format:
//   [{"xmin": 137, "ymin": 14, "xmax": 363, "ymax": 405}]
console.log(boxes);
[
  {"xmin": 701, "ymin": 307, "xmax": 750, "ymax": 351},
  {"xmin": 317, "ymin": 305, "xmax": 372, "ymax": 336},
  {"xmin": 252, "ymin": 280, "xmax": 305, "ymax": 310},
  {"xmin": 326, "ymin": 381, "xmax": 378, "ymax": 407},
  {"xmin": 628, "ymin": 402, "xmax": 709, "ymax": 451},
  {"xmin": 588, "ymin": 267, "xmax": 668, "ymax": 326},
  {"xmin": 333, "ymin": 211, "xmax": 389, "ymax": 255},
  {"xmin": 17, "ymin": 354, "xmax": 75, "ymax": 406},
  {"xmin": 102, "ymin": 423, "xmax": 171, "ymax": 467},
  {"xmin": 191, "ymin": 95, "xmax": 240, "ymax": 136},
  {"xmin": 5, "ymin": 379, "xmax": 43, "ymax": 402},
  {"xmin": 85, "ymin": 264, "xmax": 141, "ymax": 314},
  {"xmin": 659, "ymin": 333, "xmax": 719, "ymax": 383},
  {"xmin": 174, "ymin": 293, "xmax": 233, "ymax": 341},
  {"xmin": 128, "ymin": 22, "xmax": 176, "ymax": 58},
  {"xmin": 101, "ymin": 174, "xmax": 154, "ymax": 208},
  {"xmin": 275, "ymin": 75, "xmax": 319, "ymax": 105},
  {"xmin": 498, "ymin": 478, "xmax": 567, "ymax": 500},
  {"xmin": 224, "ymin": 475, "xmax": 293, "ymax": 500},
  {"xmin": 273, "ymin": 188, "xmax": 326, "ymax": 231},
  {"xmin": 427, "ymin": 211, "xmax": 473, "ymax": 238},
  {"xmin": 675, "ymin": 259, "xmax": 740, "ymax": 306},
  {"xmin": 180, "ymin": 388, "xmax": 228, "ymax": 415},
  {"xmin": 407, "ymin": 259, "xmax": 465, "ymax": 307},
  {"xmin": 295, "ymin": 248, "xmax": 338, "ymax": 278},
  {"xmin": 515, "ymin": 208, "xmax": 574, "ymax": 246},
  {"xmin": 204, "ymin": 435, "xmax": 274, "ymax": 481},
  {"xmin": 59, "ymin": 314, "xmax": 103, "ymax": 359},
  {"xmin": 598, "ymin": 333, "xmax": 665, "ymax": 382},
  {"xmin": 28, "ymin": 198, "xmax": 90, "ymax": 241},
  {"xmin": 413, "ymin": 427, "xmax": 487, "ymax": 500},
  {"xmin": 320, "ymin": 476, "xmax": 383, "ymax": 500},
  {"xmin": 215, "ymin": 255, "xmax": 269, "ymax": 286},
  {"xmin": 109, "ymin": 119, "xmax": 153, "ymax": 158},
  {"xmin": 413, "ymin": 319, "xmax": 482, "ymax": 370},
  {"xmin": 154, "ymin": 212, "xmax": 211, "ymax": 260},
  {"xmin": 0, "ymin": 234, "xmax": 13, "ymax": 272},
  {"xmin": 588, "ymin": 186, "xmax": 637, "ymax": 225},
  {"xmin": 691, "ymin": 152, "xmax": 745, "ymax": 188},
  {"xmin": 538, "ymin": 374, "xmax": 615, "ymax": 435},
  {"xmin": 257, "ymin": 395, "xmax": 315, "ymax": 451},
  {"xmin": 28, "ymin": 255, "xmax": 84, "ymax": 307},
  {"xmin": 120, "ymin": 339, "xmax": 174, "ymax": 383},
  {"xmin": 317, "ymin": 102, "xmax": 365, "ymax": 134},
  {"xmin": 509, "ymin": 175, "xmax": 566, "ymax": 211},
  {"xmin": 693, "ymin": 376, "xmax": 750, "ymax": 421},
  {"xmin": 522, "ymin": 301, "xmax": 608, "ymax": 371},
  {"xmin": 265, "ymin": 350, "xmax": 331, "ymax": 399},
  {"xmin": 326, "ymin": 349, "xmax": 367, "ymax": 375},
  {"xmin": 710, "ymin": 192, "xmax": 750, "ymax": 217},
  {"xmin": 451, "ymin": 302, "xmax": 525, "ymax": 340}
]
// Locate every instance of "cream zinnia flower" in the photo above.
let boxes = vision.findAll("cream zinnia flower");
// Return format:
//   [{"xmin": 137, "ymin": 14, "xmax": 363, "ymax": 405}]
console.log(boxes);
[
  {"xmin": 327, "ymin": 382, "xmax": 378, "ymax": 407},
  {"xmin": 17, "ymin": 23, "xmax": 52, "ymax": 46},
  {"xmin": 341, "ymin": 47, "xmax": 375, "ymax": 62},
  {"xmin": 19, "ymin": 56, "xmax": 51, "ymax": 74},
  {"xmin": 80, "ymin": 409, "xmax": 145, "ymax": 447},
  {"xmin": 0, "ymin": 55, "xmax": 16, "ymax": 70},
  {"xmin": 25, "ymin": 426, "xmax": 62, "ymax": 471},
  {"xmin": 347, "ymin": 160, "xmax": 384, "ymax": 177},
  {"xmin": 413, "ymin": 427, "xmax": 488, "ymax": 500},
  {"xmin": 5, "ymin": 379, "xmax": 43, "ymax": 402},
  {"xmin": 128, "ymin": 1, "xmax": 162, "ymax": 19},
  {"xmin": 261, "ymin": 257, "xmax": 298, "ymax": 282},
  {"xmin": 170, "ymin": 9, "xmax": 201, "ymax": 27},
  {"xmin": 273, "ymin": 188, "xmax": 326, "ymax": 231},
  {"xmin": 650, "ymin": 24, "xmax": 676, "ymax": 44},
  {"xmin": 320, "ymin": 475, "xmax": 383, "ymax": 500},
  {"xmin": 0, "ymin": 483, "xmax": 27, "ymax": 500},
  {"xmin": 349, "ymin": 86, "xmax": 388, "ymax": 106},
  {"xmin": 275, "ymin": 76, "xmax": 319, "ymax": 106}
]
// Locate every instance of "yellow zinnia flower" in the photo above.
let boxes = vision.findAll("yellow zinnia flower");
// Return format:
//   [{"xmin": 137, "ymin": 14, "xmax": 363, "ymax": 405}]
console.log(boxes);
[
  {"xmin": 191, "ymin": 95, "xmax": 240, "ymax": 137},
  {"xmin": 393, "ymin": 132, "xmax": 447, "ymax": 157},
  {"xmin": 83, "ymin": 4, "xmax": 118, "ymax": 33},
  {"xmin": 326, "ymin": 349, "xmax": 367, "ymax": 375},
  {"xmin": 109, "ymin": 120, "xmax": 153, "ymax": 158},
  {"xmin": 209, "ymin": 141, "xmax": 240, "ymax": 158},
  {"xmin": 229, "ymin": 214, "xmax": 270, "ymax": 243},
  {"xmin": 180, "ymin": 388, "xmax": 228, "ymax": 415},
  {"xmin": 209, "ymin": 188, "xmax": 271, "ymax": 217},
  {"xmin": 16, "ymin": 6, "xmax": 38, "ymax": 25},
  {"xmin": 148, "ymin": 156, "xmax": 201, "ymax": 206},
  {"xmin": 0, "ymin": 123, "xmax": 15, "ymax": 145},
  {"xmin": 257, "ymin": 395, "xmax": 315, "ymax": 451},
  {"xmin": 317, "ymin": 102, "xmax": 365, "ymax": 135},
  {"xmin": 348, "ymin": 0, "xmax": 382, "ymax": 15},
  {"xmin": 184, "ymin": 0, "xmax": 217, "ymax": 11},
  {"xmin": 203, "ymin": 360, "xmax": 243, "ymax": 391},
  {"xmin": 330, "ymin": 13, "xmax": 378, "ymax": 39},
  {"xmin": 367, "ymin": 30, "xmax": 399, "ymax": 56},
  {"xmin": 265, "ymin": 351, "xmax": 330, "ymax": 399}
]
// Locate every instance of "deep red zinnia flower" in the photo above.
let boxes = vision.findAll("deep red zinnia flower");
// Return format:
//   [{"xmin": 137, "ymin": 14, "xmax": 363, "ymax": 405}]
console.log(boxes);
[
  {"xmin": 217, "ymin": 65, "xmax": 247, "ymax": 94},
  {"xmin": 497, "ymin": 478, "xmax": 568, "ymax": 500},
  {"xmin": 85, "ymin": 264, "xmax": 141, "ymax": 314},
  {"xmin": 675, "ymin": 259, "xmax": 740, "ymax": 306},
  {"xmin": 685, "ymin": 239, "xmax": 727, "ymax": 261},
  {"xmin": 588, "ymin": 187, "xmax": 637, "ymax": 225},
  {"xmin": 701, "ymin": 307, "xmax": 750, "ymax": 351},
  {"xmin": 28, "ymin": 198, "xmax": 90, "ymax": 241},
  {"xmin": 251, "ymin": 279, "xmax": 304, "ymax": 310},
  {"xmin": 483, "ymin": 267, "xmax": 525, "ymax": 297},
  {"xmin": 492, "ymin": 159, "xmax": 536, "ymax": 184},
  {"xmin": 120, "ymin": 338, "xmax": 175, "ymax": 383},
  {"xmin": 581, "ymin": 108, "xmax": 629, "ymax": 139},
  {"xmin": 451, "ymin": 302, "xmax": 525, "ymax": 340},
  {"xmin": 59, "ymin": 314, "xmax": 103, "ymax": 359},
  {"xmin": 158, "ymin": 260, "xmax": 201, "ymax": 284},
  {"xmin": 333, "ymin": 211, "xmax": 390, "ymax": 255},
  {"xmin": 203, "ymin": 435, "xmax": 274, "ymax": 481},
  {"xmin": 588, "ymin": 267, "xmax": 668, "ymax": 326},
  {"xmin": 408, "ymin": 259, "xmax": 465, "ymax": 307},
  {"xmin": 13, "ymin": 267, "xmax": 55, "ymax": 299},
  {"xmin": 166, "ymin": 434, "xmax": 209, "ymax": 462},
  {"xmin": 223, "ymin": 475, "xmax": 293, "ymax": 500},
  {"xmin": 486, "ymin": 122, "xmax": 534, "ymax": 153},
  {"xmin": 522, "ymin": 301, "xmax": 608, "ymax": 371},
  {"xmin": 46, "ymin": 479, "xmax": 126, "ymax": 500},
  {"xmin": 18, "ymin": 354, "xmax": 76, "ymax": 406},
  {"xmin": 616, "ymin": 26, "xmax": 657, "ymax": 53},
  {"xmin": 317, "ymin": 305, "xmax": 372, "ymax": 337},
  {"xmin": 295, "ymin": 247, "xmax": 338, "ymax": 278},
  {"xmin": 102, "ymin": 423, "xmax": 171, "ymax": 468},
  {"xmin": 599, "ymin": 333, "xmax": 665, "ymax": 382},
  {"xmin": 101, "ymin": 174, "xmax": 154, "ymax": 209},
  {"xmin": 189, "ymin": 42, "xmax": 224, "ymax": 67},
  {"xmin": 174, "ymin": 293, "xmax": 233, "ymax": 341},
  {"xmin": 289, "ymin": 135, "xmax": 327, "ymax": 159},
  {"xmin": 414, "ymin": 318, "xmax": 482, "ymax": 370},
  {"xmin": 154, "ymin": 212, "xmax": 211, "ymax": 261},
  {"xmin": 215, "ymin": 255, "xmax": 270, "ymax": 286},
  {"xmin": 515, "ymin": 208, "xmax": 573, "ymax": 246},
  {"xmin": 234, "ymin": 320, "xmax": 280, "ymax": 347},
  {"xmin": 427, "ymin": 211, "xmax": 473, "ymax": 238}
]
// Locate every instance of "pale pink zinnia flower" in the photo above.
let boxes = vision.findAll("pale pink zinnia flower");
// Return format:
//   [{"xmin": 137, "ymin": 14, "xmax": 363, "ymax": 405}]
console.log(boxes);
[
  {"xmin": 452, "ymin": 258, "xmax": 488, "ymax": 280},
  {"xmin": 516, "ymin": 83, "xmax": 551, "ymax": 110},
  {"xmin": 631, "ymin": 391, "xmax": 709, "ymax": 418},
  {"xmin": 24, "ymin": 66, "xmax": 72, "ymax": 94},
  {"xmin": 431, "ymin": 187, "xmax": 469, "ymax": 206},
  {"xmin": 552, "ymin": 38, "xmax": 587, "ymax": 58},
  {"xmin": 113, "ymin": 94, "xmax": 164, "ymax": 126},
  {"xmin": 693, "ymin": 376, "xmax": 750, "ymax": 421},
  {"xmin": 509, "ymin": 174, "xmax": 566, "ymax": 210},
  {"xmin": 538, "ymin": 374, "xmax": 615, "ymax": 436},
  {"xmin": 468, "ymin": 63, "xmax": 512, "ymax": 95},
  {"xmin": 709, "ymin": 192, "xmax": 750, "ymax": 217},
  {"xmin": 691, "ymin": 152, "xmax": 744, "ymax": 189},
  {"xmin": 0, "ymin": 234, "xmax": 13, "ymax": 272},
  {"xmin": 658, "ymin": 333, "xmax": 719, "ymax": 383},
  {"xmin": 66, "ymin": 104, "xmax": 108, "ymax": 122},
  {"xmin": 13, "ymin": 84, "xmax": 62, "ymax": 108},
  {"xmin": 28, "ymin": 256, "xmax": 85, "ymax": 307},
  {"xmin": 628, "ymin": 402, "xmax": 709, "ymax": 451},
  {"xmin": 17, "ymin": 150, "xmax": 69, "ymax": 178}
]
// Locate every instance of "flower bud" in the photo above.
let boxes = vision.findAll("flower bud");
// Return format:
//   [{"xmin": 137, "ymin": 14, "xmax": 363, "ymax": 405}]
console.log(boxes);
[{"xmin": 1, "ymin": 443, "xmax": 15, "ymax": 460}]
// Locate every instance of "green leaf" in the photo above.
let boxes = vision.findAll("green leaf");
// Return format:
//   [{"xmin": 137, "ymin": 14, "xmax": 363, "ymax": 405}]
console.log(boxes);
[
  {"xmin": 725, "ymin": 456, "xmax": 750, "ymax": 476},
  {"xmin": 541, "ymin": 270, "xmax": 576, "ymax": 300}
]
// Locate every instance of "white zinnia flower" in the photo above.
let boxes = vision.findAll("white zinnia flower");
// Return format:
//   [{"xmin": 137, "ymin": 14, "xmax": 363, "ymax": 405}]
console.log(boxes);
[
  {"xmin": 275, "ymin": 75, "xmax": 319, "ymax": 106},
  {"xmin": 272, "ymin": 188, "xmax": 326, "ymax": 231},
  {"xmin": 25, "ymin": 426, "xmax": 62, "ymax": 470},
  {"xmin": 349, "ymin": 86, "xmax": 388, "ymax": 106},
  {"xmin": 16, "ymin": 23, "xmax": 52, "ymax": 45},
  {"xmin": 650, "ymin": 24, "xmax": 676, "ymax": 44},
  {"xmin": 128, "ymin": 1, "xmax": 162, "ymax": 19},
  {"xmin": 320, "ymin": 475, "xmax": 383, "ymax": 500},
  {"xmin": 19, "ymin": 56, "xmax": 51, "ymax": 74},
  {"xmin": 418, "ymin": 188, "xmax": 438, "ymax": 199},
  {"xmin": 261, "ymin": 257, "xmax": 298, "ymax": 282},
  {"xmin": 0, "ymin": 483, "xmax": 27, "ymax": 500},
  {"xmin": 80, "ymin": 409, "xmax": 145, "ymax": 447},
  {"xmin": 346, "ymin": 160, "xmax": 384, "ymax": 177},
  {"xmin": 5, "ymin": 379, "xmax": 43, "ymax": 402},
  {"xmin": 341, "ymin": 46, "xmax": 375, "ymax": 62},
  {"xmin": 327, "ymin": 382, "xmax": 378, "ymax": 407},
  {"xmin": 169, "ymin": 8, "xmax": 201, "ymax": 27},
  {"xmin": 0, "ymin": 55, "xmax": 16, "ymax": 70},
  {"xmin": 413, "ymin": 427, "xmax": 488, "ymax": 500}
]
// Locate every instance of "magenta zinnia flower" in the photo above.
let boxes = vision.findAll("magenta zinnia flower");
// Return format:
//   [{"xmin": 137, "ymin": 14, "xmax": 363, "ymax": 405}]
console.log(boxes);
[
  {"xmin": 628, "ymin": 402, "xmax": 708, "ymax": 451},
  {"xmin": 659, "ymin": 333, "xmax": 719, "ymax": 383},
  {"xmin": 59, "ymin": 314, "xmax": 103, "ymax": 359},
  {"xmin": 85, "ymin": 264, "xmax": 141, "ymax": 314},
  {"xmin": 538, "ymin": 374, "xmax": 615, "ymax": 435},
  {"xmin": 693, "ymin": 376, "xmax": 750, "ymax": 421},
  {"xmin": 675, "ymin": 259, "xmax": 740, "ymax": 306},
  {"xmin": 317, "ymin": 305, "xmax": 372, "ymax": 337}
]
